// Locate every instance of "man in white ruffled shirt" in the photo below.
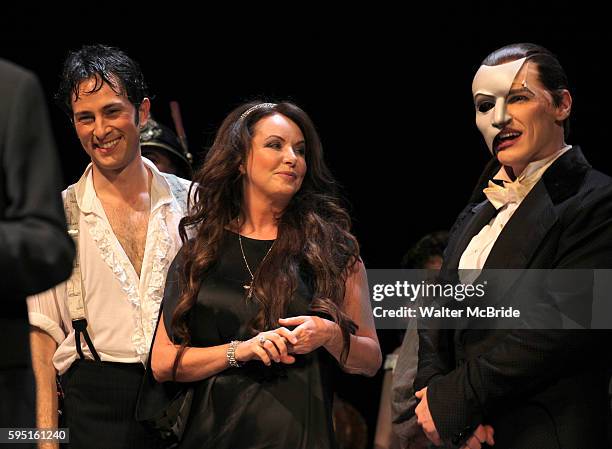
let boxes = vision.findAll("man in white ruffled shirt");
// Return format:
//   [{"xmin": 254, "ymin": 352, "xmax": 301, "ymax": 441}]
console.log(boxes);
[{"xmin": 27, "ymin": 45, "xmax": 190, "ymax": 449}]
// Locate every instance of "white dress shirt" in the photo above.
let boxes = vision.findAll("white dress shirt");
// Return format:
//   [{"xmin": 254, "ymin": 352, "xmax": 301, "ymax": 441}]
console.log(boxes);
[
  {"xmin": 459, "ymin": 145, "xmax": 571, "ymax": 272},
  {"xmin": 27, "ymin": 158, "xmax": 190, "ymax": 374}
]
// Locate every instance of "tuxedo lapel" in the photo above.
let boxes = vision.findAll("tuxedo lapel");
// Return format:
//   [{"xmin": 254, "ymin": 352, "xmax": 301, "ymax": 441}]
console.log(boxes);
[
  {"xmin": 444, "ymin": 146, "xmax": 589, "ymax": 274},
  {"xmin": 444, "ymin": 201, "xmax": 497, "ymax": 272},
  {"xmin": 484, "ymin": 181, "xmax": 558, "ymax": 269},
  {"xmin": 466, "ymin": 182, "xmax": 560, "ymax": 315},
  {"xmin": 481, "ymin": 146, "xmax": 593, "ymax": 271}
]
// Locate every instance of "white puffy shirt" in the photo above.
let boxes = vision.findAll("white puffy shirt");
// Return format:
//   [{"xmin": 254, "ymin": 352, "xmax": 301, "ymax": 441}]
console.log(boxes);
[{"xmin": 27, "ymin": 157, "xmax": 190, "ymax": 374}]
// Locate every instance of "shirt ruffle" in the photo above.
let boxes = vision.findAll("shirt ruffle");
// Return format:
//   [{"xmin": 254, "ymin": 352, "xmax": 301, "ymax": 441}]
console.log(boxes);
[{"xmin": 86, "ymin": 203, "xmax": 175, "ymax": 363}]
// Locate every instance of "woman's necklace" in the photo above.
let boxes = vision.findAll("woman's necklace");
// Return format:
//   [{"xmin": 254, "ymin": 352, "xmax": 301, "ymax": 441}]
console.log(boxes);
[{"xmin": 238, "ymin": 232, "xmax": 275, "ymax": 300}]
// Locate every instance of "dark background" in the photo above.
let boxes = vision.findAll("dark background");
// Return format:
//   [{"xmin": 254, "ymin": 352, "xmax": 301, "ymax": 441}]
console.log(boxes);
[{"xmin": 3, "ymin": 8, "xmax": 610, "ymax": 447}]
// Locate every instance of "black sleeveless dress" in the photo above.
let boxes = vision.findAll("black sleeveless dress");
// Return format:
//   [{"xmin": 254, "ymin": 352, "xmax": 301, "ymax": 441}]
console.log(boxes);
[{"xmin": 162, "ymin": 230, "xmax": 338, "ymax": 449}]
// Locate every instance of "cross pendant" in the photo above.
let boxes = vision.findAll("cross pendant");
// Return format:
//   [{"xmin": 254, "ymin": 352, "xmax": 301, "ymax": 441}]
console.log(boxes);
[{"xmin": 243, "ymin": 283, "xmax": 253, "ymax": 299}]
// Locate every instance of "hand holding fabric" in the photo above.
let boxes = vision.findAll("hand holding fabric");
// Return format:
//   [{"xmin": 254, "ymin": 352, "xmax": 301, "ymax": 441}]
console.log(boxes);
[{"xmin": 415, "ymin": 387, "xmax": 442, "ymax": 446}]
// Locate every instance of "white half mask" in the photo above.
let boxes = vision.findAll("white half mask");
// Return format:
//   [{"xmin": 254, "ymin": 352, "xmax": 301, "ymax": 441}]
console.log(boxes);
[{"xmin": 472, "ymin": 57, "xmax": 527, "ymax": 154}]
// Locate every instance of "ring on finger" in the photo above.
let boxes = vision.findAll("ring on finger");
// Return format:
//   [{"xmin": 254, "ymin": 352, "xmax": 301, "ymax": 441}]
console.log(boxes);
[{"xmin": 258, "ymin": 335, "xmax": 267, "ymax": 346}]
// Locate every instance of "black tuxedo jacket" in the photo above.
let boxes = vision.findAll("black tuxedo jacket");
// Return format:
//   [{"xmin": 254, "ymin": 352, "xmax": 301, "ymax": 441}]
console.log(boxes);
[
  {"xmin": 0, "ymin": 59, "xmax": 73, "ymax": 369},
  {"xmin": 415, "ymin": 147, "xmax": 612, "ymax": 448}
]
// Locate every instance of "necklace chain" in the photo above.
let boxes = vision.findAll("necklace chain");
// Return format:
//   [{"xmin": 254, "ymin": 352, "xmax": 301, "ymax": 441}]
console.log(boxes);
[{"xmin": 238, "ymin": 231, "xmax": 274, "ymax": 299}]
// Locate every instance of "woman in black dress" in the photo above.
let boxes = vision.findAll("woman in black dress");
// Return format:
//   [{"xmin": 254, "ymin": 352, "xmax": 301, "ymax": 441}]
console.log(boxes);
[{"xmin": 150, "ymin": 101, "xmax": 382, "ymax": 449}]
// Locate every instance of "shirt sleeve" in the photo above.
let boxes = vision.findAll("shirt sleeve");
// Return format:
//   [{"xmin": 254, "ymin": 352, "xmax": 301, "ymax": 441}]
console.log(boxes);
[{"xmin": 27, "ymin": 283, "xmax": 68, "ymax": 345}]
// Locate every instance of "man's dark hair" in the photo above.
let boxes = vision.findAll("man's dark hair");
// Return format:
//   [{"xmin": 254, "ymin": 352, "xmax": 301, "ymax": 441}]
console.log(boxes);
[
  {"xmin": 400, "ymin": 231, "xmax": 449, "ymax": 269},
  {"xmin": 481, "ymin": 43, "xmax": 570, "ymax": 139},
  {"xmin": 56, "ymin": 44, "xmax": 148, "ymax": 119}
]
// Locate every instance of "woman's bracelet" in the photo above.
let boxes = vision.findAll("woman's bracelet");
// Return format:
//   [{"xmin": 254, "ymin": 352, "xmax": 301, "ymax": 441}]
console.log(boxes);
[{"xmin": 227, "ymin": 340, "xmax": 243, "ymax": 368}]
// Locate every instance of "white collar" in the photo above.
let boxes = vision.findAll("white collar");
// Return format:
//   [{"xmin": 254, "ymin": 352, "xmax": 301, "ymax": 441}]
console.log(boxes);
[
  {"xmin": 72, "ymin": 156, "xmax": 174, "ymax": 215},
  {"xmin": 492, "ymin": 144, "xmax": 572, "ymax": 185}
]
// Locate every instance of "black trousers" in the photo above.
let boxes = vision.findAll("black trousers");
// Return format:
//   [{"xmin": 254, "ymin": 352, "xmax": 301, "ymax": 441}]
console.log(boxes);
[
  {"xmin": 60, "ymin": 360, "xmax": 162, "ymax": 449},
  {"xmin": 0, "ymin": 367, "xmax": 35, "ymax": 449}
]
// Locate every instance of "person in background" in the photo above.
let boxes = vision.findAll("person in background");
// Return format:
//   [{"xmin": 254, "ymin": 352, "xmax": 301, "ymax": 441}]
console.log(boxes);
[
  {"xmin": 0, "ymin": 58, "xmax": 74, "ymax": 447},
  {"xmin": 375, "ymin": 231, "xmax": 448, "ymax": 449},
  {"xmin": 140, "ymin": 116, "xmax": 193, "ymax": 180}
]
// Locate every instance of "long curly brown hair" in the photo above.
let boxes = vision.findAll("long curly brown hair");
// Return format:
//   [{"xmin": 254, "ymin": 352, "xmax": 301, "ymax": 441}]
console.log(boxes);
[{"xmin": 171, "ymin": 101, "xmax": 359, "ymax": 377}]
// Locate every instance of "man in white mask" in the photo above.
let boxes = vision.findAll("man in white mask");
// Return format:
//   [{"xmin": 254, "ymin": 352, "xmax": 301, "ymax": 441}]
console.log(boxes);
[{"xmin": 413, "ymin": 43, "xmax": 612, "ymax": 448}]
